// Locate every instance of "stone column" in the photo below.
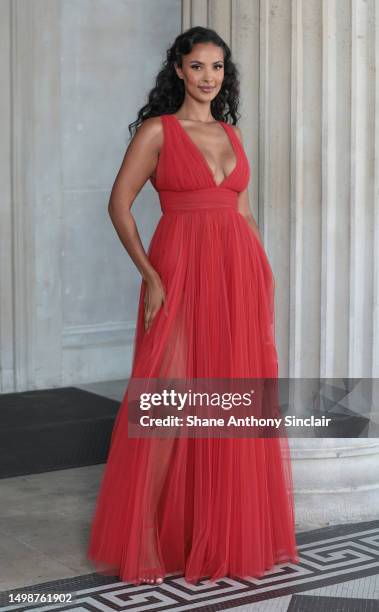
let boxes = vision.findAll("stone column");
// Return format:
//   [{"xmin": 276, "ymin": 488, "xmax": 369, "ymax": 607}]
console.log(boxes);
[
  {"xmin": 0, "ymin": 0, "xmax": 63, "ymax": 392},
  {"xmin": 182, "ymin": 0, "xmax": 379, "ymax": 527}
]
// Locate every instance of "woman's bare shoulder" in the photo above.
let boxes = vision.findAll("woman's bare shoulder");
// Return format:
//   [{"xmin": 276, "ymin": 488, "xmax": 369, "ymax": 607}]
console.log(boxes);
[
  {"xmin": 132, "ymin": 116, "xmax": 164, "ymax": 152},
  {"xmin": 135, "ymin": 116, "xmax": 164, "ymax": 137}
]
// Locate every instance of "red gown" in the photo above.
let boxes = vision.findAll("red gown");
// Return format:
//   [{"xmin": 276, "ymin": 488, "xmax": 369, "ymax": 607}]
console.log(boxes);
[{"xmin": 87, "ymin": 113, "xmax": 299, "ymax": 585}]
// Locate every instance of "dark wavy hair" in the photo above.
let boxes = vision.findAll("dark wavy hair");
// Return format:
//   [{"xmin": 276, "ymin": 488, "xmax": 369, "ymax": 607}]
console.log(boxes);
[{"xmin": 127, "ymin": 26, "xmax": 241, "ymax": 139}]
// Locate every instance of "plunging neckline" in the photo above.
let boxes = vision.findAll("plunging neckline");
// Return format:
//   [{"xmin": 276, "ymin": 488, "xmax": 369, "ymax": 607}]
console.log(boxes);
[{"xmin": 170, "ymin": 114, "xmax": 239, "ymax": 189}]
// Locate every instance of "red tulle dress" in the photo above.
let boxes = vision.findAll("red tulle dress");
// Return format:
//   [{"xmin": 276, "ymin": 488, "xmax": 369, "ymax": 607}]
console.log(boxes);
[{"xmin": 87, "ymin": 113, "xmax": 299, "ymax": 585}]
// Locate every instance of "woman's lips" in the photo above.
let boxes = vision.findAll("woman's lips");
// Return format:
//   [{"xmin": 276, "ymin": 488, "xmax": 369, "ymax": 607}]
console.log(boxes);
[{"xmin": 199, "ymin": 87, "xmax": 215, "ymax": 93}]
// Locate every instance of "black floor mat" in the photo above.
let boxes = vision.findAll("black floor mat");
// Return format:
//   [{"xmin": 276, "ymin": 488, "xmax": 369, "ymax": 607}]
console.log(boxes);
[{"xmin": 0, "ymin": 386, "xmax": 121, "ymax": 478}]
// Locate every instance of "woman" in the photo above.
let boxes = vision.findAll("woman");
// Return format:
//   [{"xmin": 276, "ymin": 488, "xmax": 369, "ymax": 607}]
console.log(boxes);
[{"xmin": 87, "ymin": 25, "xmax": 299, "ymax": 586}]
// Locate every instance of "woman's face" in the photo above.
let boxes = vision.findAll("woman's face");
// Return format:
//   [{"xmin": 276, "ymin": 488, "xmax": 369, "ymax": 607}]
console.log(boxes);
[{"xmin": 175, "ymin": 42, "xmax": 225, "ymax": 103}]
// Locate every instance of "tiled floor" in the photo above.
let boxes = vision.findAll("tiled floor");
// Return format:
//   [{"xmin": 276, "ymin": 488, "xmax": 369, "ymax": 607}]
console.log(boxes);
[
  {"xmin": 0, "ymin": 518, "xmax": 378, "ymax": 611},
  {"xmin": 0, "ymin": 463, "xmax": 377, "ymax": 611}
]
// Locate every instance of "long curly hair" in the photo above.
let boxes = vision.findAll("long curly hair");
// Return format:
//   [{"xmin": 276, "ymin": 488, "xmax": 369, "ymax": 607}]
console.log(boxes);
[{"xmin": 127, "ymin": 26, "xmax": 241, "ymax": 139}]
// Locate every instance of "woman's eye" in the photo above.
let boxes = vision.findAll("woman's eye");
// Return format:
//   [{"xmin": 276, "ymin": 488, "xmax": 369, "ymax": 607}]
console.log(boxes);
[{"xmin": 191, "ymin": 65, "xmax": 223, "ymax": 70}]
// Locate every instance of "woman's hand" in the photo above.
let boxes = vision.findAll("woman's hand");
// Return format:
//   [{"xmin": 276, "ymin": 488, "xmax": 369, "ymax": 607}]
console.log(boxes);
[{"xmin": 143, "ymin": 274, "xmax": 168, "ymax": 333}]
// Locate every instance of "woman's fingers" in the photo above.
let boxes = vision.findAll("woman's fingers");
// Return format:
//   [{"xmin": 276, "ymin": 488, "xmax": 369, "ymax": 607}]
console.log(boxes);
[
  {"xmin": 144, "ymin": 306, "xmax": 152, "ymax": 331},
  {"xmin": 145, "ymin": 304, "xmax": 163, "ymax": 332},
  {"xmin": 144, "ymin": 294, "xmax": 150, "ymax": 330},
  {"xmin": 144, "ymin": 303, "xmax": 158, "ymax": 331},
  {"xmin": 143, "ymin": 285, "xmax": 168, "ymax": 332}
]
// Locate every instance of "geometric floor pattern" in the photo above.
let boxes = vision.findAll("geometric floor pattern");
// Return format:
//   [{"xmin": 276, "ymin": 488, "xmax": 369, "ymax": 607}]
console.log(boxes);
[{"xmin": 0, "ymin": 520, "xmax": 378, "ymax": 612}]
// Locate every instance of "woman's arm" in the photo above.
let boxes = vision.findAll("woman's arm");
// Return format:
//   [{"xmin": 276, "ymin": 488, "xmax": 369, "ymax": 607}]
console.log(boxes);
[
  {"xmin": 232, "ymin": 125, "xmax": 263, "ymax": 245},
  {"xmin": 108, "ymin": 116, "xmax": 163, "ymax": 284},
  {"xmin": 108, "ymin": 117, "xmax": 167, "ymax": 332}
]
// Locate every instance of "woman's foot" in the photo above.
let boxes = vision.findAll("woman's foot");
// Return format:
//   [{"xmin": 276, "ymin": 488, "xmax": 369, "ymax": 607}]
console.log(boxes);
[
  {"xmin": 138, "ymin": 524, "xmax": 165, "ymax": 585},
  {"xmin": 139, "ymin": 575, "xmax": 164, "ymax": 585}
]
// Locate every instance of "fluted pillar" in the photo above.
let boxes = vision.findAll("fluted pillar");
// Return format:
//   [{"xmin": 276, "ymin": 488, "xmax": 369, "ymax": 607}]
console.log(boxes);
[
  {"xmin": 0, "ymin": 0, "xmax": 63, "ymax": 392},
  {"xmin": 182, "ymin": 0, "xmax": 379, "ymax": 526}
]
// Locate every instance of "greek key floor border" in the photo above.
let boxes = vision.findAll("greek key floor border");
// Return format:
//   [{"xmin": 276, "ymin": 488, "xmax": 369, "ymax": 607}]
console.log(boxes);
[{"xmin": 0, "ymin": 520, "xmax": 378, "ymax": 612}]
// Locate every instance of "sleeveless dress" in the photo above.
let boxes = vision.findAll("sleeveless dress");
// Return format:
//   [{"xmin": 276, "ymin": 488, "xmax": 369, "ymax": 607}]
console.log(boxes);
[{"xmin": 87, "ymin": 113, "xmax": 299, "ymax": 585}]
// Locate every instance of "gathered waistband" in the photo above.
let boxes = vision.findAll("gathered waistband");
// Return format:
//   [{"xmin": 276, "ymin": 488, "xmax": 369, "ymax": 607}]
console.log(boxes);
[{"xmin": 159, "ymin": 188, "xmax": 238, "ymax": 214}]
